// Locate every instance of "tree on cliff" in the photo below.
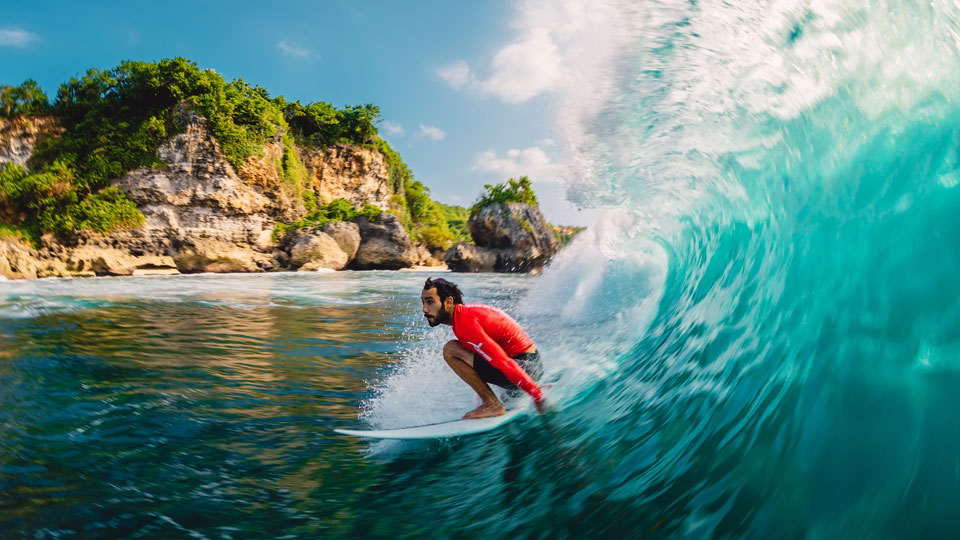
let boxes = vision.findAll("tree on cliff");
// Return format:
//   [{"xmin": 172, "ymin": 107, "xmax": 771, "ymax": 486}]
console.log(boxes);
[
  {"xmin": 0, "ymin": 80, "xmax": 49, "ymax": 118},
  {"xmin": 277, "ymin": 99, "xmax": 380, "ymax": 147},
  {"xmin": 470, "ymin": 176, "xmax": 538, "ymax": 213}
]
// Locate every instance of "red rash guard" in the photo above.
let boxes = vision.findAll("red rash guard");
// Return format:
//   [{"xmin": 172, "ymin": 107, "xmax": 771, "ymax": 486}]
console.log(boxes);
[{"xmin": 452, "ymin": 303, "xmax": 544, "ymax": 402}]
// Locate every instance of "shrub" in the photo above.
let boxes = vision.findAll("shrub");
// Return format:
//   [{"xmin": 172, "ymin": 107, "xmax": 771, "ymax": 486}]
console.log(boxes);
[
  {"xmin": 278, "ymin": 98, "xmax": 380, "ymax": 147},
  {"xmin": 552, "ymin": 225, "xmax": 584, "ymax": 247},
  {"xmin": 0, "ymin": 80, "xmax": 49, "ymax": 118},
  {"xmin": 74, "ymin": 187, "xmax": 145, "ymax": 232},
  {"xmin": 371, "ymin": 138, "xmax": 412, "ymax": 194},
  {"xmin": 402, "ymin": 179, "xmax": 455, "ymax": 248},
  {"xmin": 280, "ymin": 132, "xmax": 308, "ymax": 190},
  {"xmin": 0, "ymin": 162, "xmax": 144, "ymax": 242},
  {"xmin": 471, "ymin": 176, "xmax": 538, "ymax": 214},
  {"xmin": 419, "ymin": 224, "xmax": 453, "ymax": 248},
  {"xmin": 359, "ymin": 203, "xmax": 382, "ymax": 223},
  {"xmin": 272, "ymin": 198, "xmax": 382, "ymax": 240},
  {"xmin": 318, "ymin": 198, "xmax": 356, "ymax": 222},
  {"xmin": 0, "ymin": 223, "xmax": 24, "ymax": 240}
]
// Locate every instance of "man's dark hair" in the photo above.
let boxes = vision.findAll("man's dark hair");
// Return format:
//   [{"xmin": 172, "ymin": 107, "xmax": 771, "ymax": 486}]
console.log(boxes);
[{"xmin": 424, "ymin": 277, "xmax": 463, "ymax": 305}]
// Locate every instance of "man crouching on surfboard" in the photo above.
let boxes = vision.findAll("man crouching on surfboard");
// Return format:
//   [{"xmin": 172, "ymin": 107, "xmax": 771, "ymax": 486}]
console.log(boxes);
[{"xmin": 421, "ymin": 277, "xmax": 547, "ymax": 419}]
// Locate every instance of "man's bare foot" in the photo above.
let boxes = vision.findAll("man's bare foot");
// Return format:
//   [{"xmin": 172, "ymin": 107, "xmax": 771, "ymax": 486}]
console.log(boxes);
[{"xmin": 463, "ymin": 402, "xmax": 505, "ymax": 419}]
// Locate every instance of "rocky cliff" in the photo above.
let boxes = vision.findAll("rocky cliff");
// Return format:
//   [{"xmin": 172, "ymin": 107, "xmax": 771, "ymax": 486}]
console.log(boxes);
[
  {"xmin": 301, "ymin": 144, "xmax": 393, "ymax": 209},
  {"xmin": 0, "ymin": 115, "xmax": 60, "ymax": 167},
  {"xmin": 0, "ymin": 109, "xmax": 440, "ymax": 280},
  {"xmin": 109, "ymin": 106, "xmax": 303, "ymax": 273}
]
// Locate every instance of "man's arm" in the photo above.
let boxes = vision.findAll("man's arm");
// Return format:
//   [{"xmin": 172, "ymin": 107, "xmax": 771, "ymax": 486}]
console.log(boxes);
[{"xmin": 458, "ymin": 316, "xmax": 544, "ymax": 403}]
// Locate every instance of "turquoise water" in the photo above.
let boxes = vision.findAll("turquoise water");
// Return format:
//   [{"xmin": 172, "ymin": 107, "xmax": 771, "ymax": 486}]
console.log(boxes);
[{"xmin": 6, "ymin": 0, "xmax": 960, "ymax": 537}]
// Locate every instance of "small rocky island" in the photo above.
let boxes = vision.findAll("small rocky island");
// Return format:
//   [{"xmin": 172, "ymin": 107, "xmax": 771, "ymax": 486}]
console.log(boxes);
[
  {"xmin": 0, "ymin": 59, "xmax": 578, "ymax": 280},
  {"xmin": 445, "ymin": 179, "xmax": 560, "ymax": 273}
]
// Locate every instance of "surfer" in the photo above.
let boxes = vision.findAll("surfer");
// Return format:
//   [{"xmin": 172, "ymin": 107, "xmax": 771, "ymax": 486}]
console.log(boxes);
[{"xmin": 421, "ymin": 277, "xmax": 547, "ymax": 419}]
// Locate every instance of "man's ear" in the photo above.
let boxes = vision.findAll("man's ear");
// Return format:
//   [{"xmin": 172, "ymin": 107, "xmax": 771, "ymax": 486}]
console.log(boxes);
[{"xmin": 443, "ymin": 296, "xmax": 454, "ymax": 311}]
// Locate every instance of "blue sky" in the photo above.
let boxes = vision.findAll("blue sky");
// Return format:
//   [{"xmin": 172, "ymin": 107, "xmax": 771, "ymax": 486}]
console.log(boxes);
[{"xmin": 1, "ymin": 0, "xmax": 597, "ymax": 225}]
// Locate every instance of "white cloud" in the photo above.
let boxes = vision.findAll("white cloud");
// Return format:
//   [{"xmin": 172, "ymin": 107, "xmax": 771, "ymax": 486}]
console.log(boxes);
[
  {"xmin": 0, "ymin": 27, "xmax": 38, "ymax": 48},
  {"xmin": 437, "ymin": 0, "xmax": 621, "ymax": 104},
  {"xmin": 276, "ymin": 40, "xmax": 313, "ymax": 58},
  {"xmin": 481, "ymin": 28, "xmax": 563, "ymax": 102},
  {"xmin": 418, "ymin": 124, "xmax": 446, "ymax": 141},
  {"xmin": 472, "ymin": 145, "xmax": 560, "ymax": 182},
  {"xmin": 437, "ymin": 60, "xmax": 474, "ymax": 89},
  {"xmin": 382, "ymin": 121, "xmax": 405, "ymax": 137},
  {"xmin": 537, "ymin": 138, "xmax": 557, "ymax": 148}
]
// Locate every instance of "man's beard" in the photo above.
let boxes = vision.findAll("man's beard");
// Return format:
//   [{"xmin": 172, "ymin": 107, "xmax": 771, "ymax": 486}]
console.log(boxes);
[{"xmin": 425, "ymin": 308, "xmax": 451, "ymax": 327}]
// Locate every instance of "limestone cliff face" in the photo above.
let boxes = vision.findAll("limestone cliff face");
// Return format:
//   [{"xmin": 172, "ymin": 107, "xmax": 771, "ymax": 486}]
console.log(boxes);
[
  {"xmin": 114, "ymin": 113, "xmax": 395, "ymax": 261},
  {"xmin": 115, "ymin": 109, "xmax": 281, "ymax": 249},
  {"xmin": 300, "ymin": 144, "xmax": 393, "ymax": 209},
  {"xmin": 237, "ymin": 133, "xmax": 305, "ymax": 222},
  {"xmin": 0, "ymin": 116, "xmax": 61, "ymax": 167}
]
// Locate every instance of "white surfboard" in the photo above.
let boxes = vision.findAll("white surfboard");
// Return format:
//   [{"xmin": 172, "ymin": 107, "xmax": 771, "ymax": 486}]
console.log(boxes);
[{"xmin": 334, "ymin": 407, "xmax": 528, "ymax": 440}]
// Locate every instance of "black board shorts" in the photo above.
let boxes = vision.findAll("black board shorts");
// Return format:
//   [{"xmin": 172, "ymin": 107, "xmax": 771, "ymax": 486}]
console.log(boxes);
[{"xmin": 473, "ymin": 350, "xmax": 543, "ymax": 391}]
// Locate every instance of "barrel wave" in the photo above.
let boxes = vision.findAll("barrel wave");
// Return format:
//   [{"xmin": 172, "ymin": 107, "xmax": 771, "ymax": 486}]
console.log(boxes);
[{"xmin": 365, "ymin": 0, "xmax": 960, "ymax": 537}]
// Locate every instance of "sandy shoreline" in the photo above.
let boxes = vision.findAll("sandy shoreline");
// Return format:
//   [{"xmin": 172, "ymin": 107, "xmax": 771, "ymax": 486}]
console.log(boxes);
[{"xmin": 397, "ymin": 264, "xmax": 450, "ymax": 272}]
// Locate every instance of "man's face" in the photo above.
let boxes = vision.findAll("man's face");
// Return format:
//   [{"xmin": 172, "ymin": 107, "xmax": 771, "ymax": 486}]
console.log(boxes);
[{"xmin": 421, "ymin": 287, "xmax": 451, "ymax": 327}]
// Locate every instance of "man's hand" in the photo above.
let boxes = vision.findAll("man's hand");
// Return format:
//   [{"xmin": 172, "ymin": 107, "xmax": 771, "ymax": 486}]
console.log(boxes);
[{"xmin": 535, "ymin": 398, "xmax": 550, "ymax": 414}]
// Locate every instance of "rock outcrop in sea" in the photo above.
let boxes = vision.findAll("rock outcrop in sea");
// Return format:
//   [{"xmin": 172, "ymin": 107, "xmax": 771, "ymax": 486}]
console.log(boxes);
[{"xmin": 444, "ymin": 202, "xmax": 559, "ymax": 273}]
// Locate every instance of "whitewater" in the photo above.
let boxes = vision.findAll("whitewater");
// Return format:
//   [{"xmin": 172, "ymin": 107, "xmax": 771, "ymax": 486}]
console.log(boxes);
[{"xmin": 4, "ymin": 0, "xmax": 960, "ymax": 537}]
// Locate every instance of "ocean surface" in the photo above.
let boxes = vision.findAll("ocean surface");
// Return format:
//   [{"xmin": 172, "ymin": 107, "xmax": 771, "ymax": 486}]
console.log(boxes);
[
  {"xmin": 6, "ymin": 0, "xmax": 960, "ymax": 537},
  {"xmin": 0, "ymin": 272, "xmax": 546, "ymax": 538}
]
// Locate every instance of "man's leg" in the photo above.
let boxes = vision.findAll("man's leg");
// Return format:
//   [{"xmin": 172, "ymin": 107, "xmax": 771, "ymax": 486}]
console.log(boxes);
[{"xmin": 442, "ymin": 340, "xmax": 505, "ymax": 419}]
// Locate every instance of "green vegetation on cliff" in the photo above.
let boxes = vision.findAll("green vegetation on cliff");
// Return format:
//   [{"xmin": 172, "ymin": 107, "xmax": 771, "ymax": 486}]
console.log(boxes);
[
  {"xmin": 396, "ymin": 178, "xmax": 458, "ymax": 248},
  {"xmin": 471, "ymin": 176, "xmax": 538, "ymax": 213},
  {"xmin": 437, "ymin": 202, "xmax": 471, "ymax": 244},
  {"xmin": 0, "ymin": 80, "xmax": 50, "ymax": 118},
  {"xmin": 0, "ymin": 57, "xmax": 463, "ymax": 248},
  {"xmin": 0, "ymin": 160, "xmax": 144, "ymax": 241},
  {"xmin": 272, "ymin": 198, "xmax": 381, "ymax": 241},
  {"xmin": 552, "ymin": 225, "xmax": 585, "ymax": 247},
  {"xmin": 278, "ymin": 99, "xmax": 380, "ymax": 148}
]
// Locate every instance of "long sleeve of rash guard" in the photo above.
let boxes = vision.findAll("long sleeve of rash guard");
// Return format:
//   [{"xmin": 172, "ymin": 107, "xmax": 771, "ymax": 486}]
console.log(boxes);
[{"xmin": 456, "ymin": 315, "xmax": 544, "ymax": 403}]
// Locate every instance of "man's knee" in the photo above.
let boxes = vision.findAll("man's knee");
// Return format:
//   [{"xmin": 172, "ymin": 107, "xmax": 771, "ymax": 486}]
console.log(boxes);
[
  {"xmin": 443, "ymin": 340, "xmax": 470, "ymax": 363},
  {"xmin": 442, "ymin": 340, "xmax": 460, "ymax": 358}
]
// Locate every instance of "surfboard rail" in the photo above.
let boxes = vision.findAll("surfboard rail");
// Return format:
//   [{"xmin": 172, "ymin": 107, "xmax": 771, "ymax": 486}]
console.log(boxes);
[{"xmin": 334, "ymin": 407, "xmax": 528, "ymax": 440}]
